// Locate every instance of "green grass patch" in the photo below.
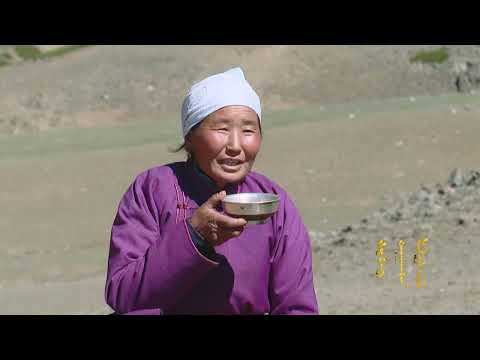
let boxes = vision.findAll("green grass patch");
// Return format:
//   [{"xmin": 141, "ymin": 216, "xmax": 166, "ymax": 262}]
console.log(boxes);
[
  {"xmin": 0, "ymin": 51, "xmax": 13, "ymax": 66},
  {"xmin": 41, "ymin": 45, "xmax": 91, "ymax": 58},
  {"xmin": 14, "ymin": 45, "xmax": 43, "ymax": 60},
  {"xmin": 14, "ymin": 45, "xmax": 91, "ymax": 61},
  {"xmin": 410, "ymin": 47, "xmax": 449, "ymax": 64}
]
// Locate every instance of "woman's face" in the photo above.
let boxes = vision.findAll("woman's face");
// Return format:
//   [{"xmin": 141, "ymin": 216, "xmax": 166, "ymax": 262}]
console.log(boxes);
[{"xmin": 186, "ymin": 105, "xmax": 262, "ymax": 189}]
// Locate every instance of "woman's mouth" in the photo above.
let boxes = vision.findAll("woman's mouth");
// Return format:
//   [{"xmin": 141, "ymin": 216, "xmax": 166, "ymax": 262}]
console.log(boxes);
[
  {"xmin": 223, "ymin": 158, "xmax": 242, "ymax": 166},
  {"xmin": 219, "ymin": 159, "xmax": 243, "ymax": 172}
]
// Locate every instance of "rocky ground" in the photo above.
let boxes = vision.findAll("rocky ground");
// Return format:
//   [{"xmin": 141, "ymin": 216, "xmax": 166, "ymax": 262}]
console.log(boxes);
[
  {"xmin": 311, "ymin": 169, "xmax": 480, "ymax": 314},
  {"xmin": 312, "ymin": 169, "xmax": 480, "ymax": 252}
]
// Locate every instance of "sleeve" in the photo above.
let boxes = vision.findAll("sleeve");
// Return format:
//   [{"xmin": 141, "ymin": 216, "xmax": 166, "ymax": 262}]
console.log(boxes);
[
  {"xmin": 268, "ymin": 192, "xmax": 319, "ymax": 315},
  {"xmin": 104, "ymin": 171, "xmax": 219, "ymax": 315},
  {"xmin": 187, "ymin": 219, "xmax": 217, "ymax": 260}
]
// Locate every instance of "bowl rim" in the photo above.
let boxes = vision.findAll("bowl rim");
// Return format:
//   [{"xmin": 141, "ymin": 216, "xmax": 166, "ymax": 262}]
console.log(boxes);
[{"xmin": 222, "ymin": 193, "xmax": 280, "ymax": 205}]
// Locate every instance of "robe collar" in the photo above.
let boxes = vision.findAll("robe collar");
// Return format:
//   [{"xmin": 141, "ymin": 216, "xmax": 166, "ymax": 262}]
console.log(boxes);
[{"xmin": 185, "ymin": 158, "xmax": 240, "ymax": 201}]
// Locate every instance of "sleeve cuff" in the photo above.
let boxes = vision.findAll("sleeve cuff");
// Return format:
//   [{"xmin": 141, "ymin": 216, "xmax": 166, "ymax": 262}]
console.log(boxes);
[{"xmin": 186, "ymin": 218, "xmax": 217, "ymax": 261}]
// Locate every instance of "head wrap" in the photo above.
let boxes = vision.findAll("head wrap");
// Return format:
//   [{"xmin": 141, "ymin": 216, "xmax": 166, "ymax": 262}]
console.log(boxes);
[{"xmin": 181, "ymin": 67, "xmax": 261, "ymax": 138}]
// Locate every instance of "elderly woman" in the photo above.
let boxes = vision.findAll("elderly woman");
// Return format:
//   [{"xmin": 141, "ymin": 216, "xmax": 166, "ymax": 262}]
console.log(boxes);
[{"xmin": 105, "ymin": 67, "xmax": 318, "ymax": 315}]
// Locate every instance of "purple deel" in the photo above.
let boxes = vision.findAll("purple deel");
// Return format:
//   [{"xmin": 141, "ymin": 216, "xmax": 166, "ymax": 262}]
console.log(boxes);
[{"xmin": 105, "ymin": 160, "xmax": 319, "ymax": 315}]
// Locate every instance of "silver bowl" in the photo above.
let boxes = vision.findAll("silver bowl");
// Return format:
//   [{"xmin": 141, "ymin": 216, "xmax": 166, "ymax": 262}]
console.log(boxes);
[{"xmin": 222, "ymin": 193, "xmax": 280, "ymax": 225}]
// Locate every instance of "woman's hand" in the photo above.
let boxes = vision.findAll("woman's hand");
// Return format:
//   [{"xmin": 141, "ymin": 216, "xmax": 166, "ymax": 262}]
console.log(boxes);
[{"xmin": 189, "ymin": 191, "xmax": 247, "ymax": 247}]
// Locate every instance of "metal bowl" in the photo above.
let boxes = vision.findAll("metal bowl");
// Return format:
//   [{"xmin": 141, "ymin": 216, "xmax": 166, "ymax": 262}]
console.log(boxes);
[{"xmin": 222, "ymin": 193, "xmax": 280, "ymax": 225}]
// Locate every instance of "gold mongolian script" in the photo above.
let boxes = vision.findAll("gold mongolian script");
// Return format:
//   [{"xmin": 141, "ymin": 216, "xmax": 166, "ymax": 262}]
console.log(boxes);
[
  {"xmin": 415, "ymin": 238, "xmax": 429, "ymax": 289},
  {"xmin": 375, "ymin": 238, "xmax": 429, "ymax": 287},
  {"xmin": 375, "ymin": 240, "xmax": 387, "ymax": 279}
]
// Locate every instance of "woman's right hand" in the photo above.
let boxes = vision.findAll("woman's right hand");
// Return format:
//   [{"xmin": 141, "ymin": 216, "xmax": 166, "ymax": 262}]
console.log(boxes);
[{"xmin": 189, "ymin": 191, "xmax": 247, "ymax": 247}]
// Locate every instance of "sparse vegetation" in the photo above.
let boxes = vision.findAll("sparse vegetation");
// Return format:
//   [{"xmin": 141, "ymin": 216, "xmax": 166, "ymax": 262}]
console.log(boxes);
[
  {"xmin": 410, "ymin": 47, "xmax": 450, "ymax": 64},
  {"xmin": 0, "ymin": 51, "xmax": 13, "ymax": 66},
  {"xmin": 14, "ymin": 45, "xmax": 43, "ymax": 60},
  {"xmin": 41, "ymin": 45, "xmax": 90, "ymax": 59},
  {"xmin": 13, "ymin": 45, "xmax": 91, "ymax": 62}
]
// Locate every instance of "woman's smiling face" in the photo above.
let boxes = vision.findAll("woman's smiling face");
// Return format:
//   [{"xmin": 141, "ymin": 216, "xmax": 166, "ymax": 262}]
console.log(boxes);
[{"xmin": 186, "ymin": 105, "xmax": 262, "ymax": 189}]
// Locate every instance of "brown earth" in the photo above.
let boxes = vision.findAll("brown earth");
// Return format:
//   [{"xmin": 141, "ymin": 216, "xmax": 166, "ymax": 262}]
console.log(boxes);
[
  {"xmin": 1, "ymin": 45, "xmax": 480, "ymax": 136},
  {"xmin": 1, "ymin": 46, "xmax": 480, "ymax": 314}
]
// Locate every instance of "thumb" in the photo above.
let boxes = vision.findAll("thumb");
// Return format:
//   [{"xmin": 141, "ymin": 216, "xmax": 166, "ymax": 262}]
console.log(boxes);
[{"xmin": 207, "ymin": 190, "xmax": 227, "ymax": 208}]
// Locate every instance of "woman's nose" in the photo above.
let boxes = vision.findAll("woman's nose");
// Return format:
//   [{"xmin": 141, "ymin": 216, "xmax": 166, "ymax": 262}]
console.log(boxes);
[{"xmin": 226, "ymin": 132, "xmax": 241, "ymax": 154}]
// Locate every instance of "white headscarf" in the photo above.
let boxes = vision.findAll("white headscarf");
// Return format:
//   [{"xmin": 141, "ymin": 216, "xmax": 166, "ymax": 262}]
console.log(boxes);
[{"xmin": 181, "ymin": 67, "xmax": 262, "ymax": 138}]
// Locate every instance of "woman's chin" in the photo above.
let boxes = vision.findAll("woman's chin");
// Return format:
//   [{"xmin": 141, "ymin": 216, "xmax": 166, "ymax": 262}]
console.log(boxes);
[{"xmin": 214, "ymin": 170, "xmax": 247, "ymax": 187}]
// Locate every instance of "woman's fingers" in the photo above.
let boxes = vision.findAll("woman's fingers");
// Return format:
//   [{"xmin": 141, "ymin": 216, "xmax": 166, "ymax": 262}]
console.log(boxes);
[
  {"xmin": 214, "ymin": 212, "xmax": 247, "ymax": 229},
  {"xmin": 205, "ymin": 191, "xmax": 227, "ymax": 209},
  {"xmin": 191, "ymin": 198, "xmax": 247, "ymax": 246}
]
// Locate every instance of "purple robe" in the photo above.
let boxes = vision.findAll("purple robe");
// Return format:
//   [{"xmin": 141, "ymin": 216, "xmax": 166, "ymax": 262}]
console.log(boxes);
[{"xmin": 105, "ymin": 160, "xmax": 318, "ymax": 315}]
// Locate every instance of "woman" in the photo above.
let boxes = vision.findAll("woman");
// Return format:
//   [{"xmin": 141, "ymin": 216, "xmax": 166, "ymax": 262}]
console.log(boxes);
[{"xmin": 105, "ymin": 67, "xmax": 318, "ymax": 315}]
